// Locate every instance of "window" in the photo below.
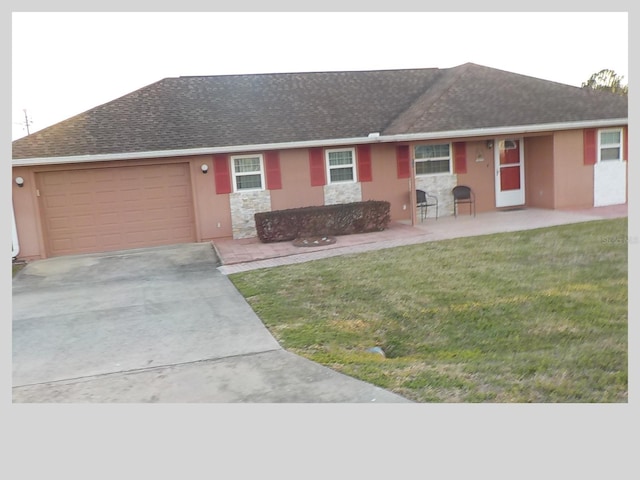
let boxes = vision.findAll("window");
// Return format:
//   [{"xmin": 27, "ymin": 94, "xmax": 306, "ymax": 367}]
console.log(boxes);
[
  {"xmin": 599, "ymin": 129, "xmax": 623, "ymax": 162},
  {"xmin": 232, "ymin": 154, "xmax": 264, "ymax": 191},
  {"xmin": 326, "ymin": 148, "xmax": 356, "ymax": 183},
  {"xmin": 414, "ymin": 143, "xmax": 451, "ymax": 175}
]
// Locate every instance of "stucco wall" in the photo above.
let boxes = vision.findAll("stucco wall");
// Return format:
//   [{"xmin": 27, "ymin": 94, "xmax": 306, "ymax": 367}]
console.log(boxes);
[
  {"xmin": 270, "ymin": 144, "xmax": 413, "ymax": 221},
  {"xmin": 269, "ymin": 148, "xmax": 324, "ymax": 211},
  {"xmin": 553, "ymin": 130, "xmax": 594, "ymax": 208},
  {"xmin": 11, "ymin": 166, "xmax": 44, "ymax": 260},
  {"xmin": 189, "ymin": 155, "xmax": 233, "ymax": 241},
  {"xmin": 524, "ymin": 135, "xmax": 555, "ymax": 209},
  {"xmin": 361, "ymin": 143, "xmax": 411, "ymax": 221},
  {"xmin": 453, "ymin": 140, "xmax": 495, "ymax": 213}
]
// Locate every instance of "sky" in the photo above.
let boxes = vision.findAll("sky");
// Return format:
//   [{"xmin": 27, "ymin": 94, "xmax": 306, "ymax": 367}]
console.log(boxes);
[{"xmin": 11, "ymin": 11, "xmax": 629, "ymax": 141}]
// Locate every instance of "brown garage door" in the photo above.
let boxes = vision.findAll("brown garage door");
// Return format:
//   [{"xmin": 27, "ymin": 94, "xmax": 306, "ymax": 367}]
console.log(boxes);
[{"xmin": 38, "ymin": 163, "xmax": 196, "ymax": 256}]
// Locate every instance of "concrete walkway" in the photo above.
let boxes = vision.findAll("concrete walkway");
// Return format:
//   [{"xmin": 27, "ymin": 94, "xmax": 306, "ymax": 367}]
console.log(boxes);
[{"xmin": 215, "ymin": 204, "xmax": 628, "ymax": 274}]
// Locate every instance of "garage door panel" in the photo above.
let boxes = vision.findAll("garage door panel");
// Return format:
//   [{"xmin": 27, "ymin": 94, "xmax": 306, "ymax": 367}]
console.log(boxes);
[
  {"xmin": 48, "ymin": 216, "xmax": 71, "ymax": 231},
  {"xmin": 144, "ymin": 186, "xmax": 165, "ymax": 200},
  {"xmin": 51, "ymin": 238, "xmax": 74, "ymax": 252},
  {"xmin": 167, "ymin": 184, "xmax": 190, "ymax": 197},
  {"xmin": 146, "ymin": 208, "xmax": 169, "ymax": 221},
  {"xmin": 71, "ymin": 214, "xmax": 96, "ymax": 228},
  {"xmin": 41, "ymin": 171, "xmax": 69, "ymax": 186},
  {"xmin": 74, "ymin": 234, "xmax": 100, "ymax": 249},
  {"xmin": 38, "ymin": 164, "xmax": 196, "ymax": 256},
  {"xmin": 94, "ymin": 190, "xmax": 119, "ymax": 202},
  {"xmin": 97, "ymin": 212, "xmax": 120, "ymax": 226},
  {"xmin": 94, "ymin": 169, "xmax": 117, "ymax": 182},
  {"xmin": 70, "ymin": 192, "xmax": 93, "ymax": 206},
  {"xmin": 44, "ymin": 194, "xmax": 70, "ymax": 208}
]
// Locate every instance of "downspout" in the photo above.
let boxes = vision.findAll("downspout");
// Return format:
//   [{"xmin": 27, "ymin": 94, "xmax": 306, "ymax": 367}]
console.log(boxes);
[{"xmin": 12, "ymin": 199, "xmax": 20, "ymax": 259}]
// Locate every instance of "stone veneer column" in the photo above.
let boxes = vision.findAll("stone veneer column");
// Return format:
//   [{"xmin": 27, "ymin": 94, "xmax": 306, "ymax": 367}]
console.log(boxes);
[
  {"xmin": 323, "ymin": 182, "xmax": 362, "ymax": 205},
  {"xmin": 230, "ymin": 190, "xmax": 272, "ymax": 239},
  {"xmin": 415, "ymin": 175, "xmax": 458, "ymax": 218}
]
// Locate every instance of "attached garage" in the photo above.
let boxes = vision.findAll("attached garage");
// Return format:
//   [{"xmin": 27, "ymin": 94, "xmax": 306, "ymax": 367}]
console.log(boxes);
[{"xmin": 36, "ymin": 163, "xmax": 196, "ymax": 257}]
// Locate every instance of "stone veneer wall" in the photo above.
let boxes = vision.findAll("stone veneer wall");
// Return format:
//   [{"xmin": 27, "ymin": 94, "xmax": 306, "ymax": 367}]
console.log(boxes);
[
  {"xmin": 323, "ymin": 182, "xmax": 362, "ymax": 205},
  {"xmin": 415, "ymin": 174, "xmax": 457, "ymax": 218},
  {"xmin": 230, "ymin": 190, "xmax": 272, "ymax": 239}
]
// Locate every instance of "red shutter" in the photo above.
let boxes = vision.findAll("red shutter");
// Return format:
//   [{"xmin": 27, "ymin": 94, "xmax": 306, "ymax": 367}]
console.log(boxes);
[
  {"xmin": 265, "ymin": 151, "xmax": 282, "ymax": 190},
  {"xmin": 396, "ymin": 145, "xmax": 410, "ymax": 179},
  {"xmin": 213, "ymin": 154, "xmax": 232, "ymax": 194},
  {"xmin": 309, "ymin": 147, "xmax": 326, "ymax": 186},
  {"xmin": 356, "ymin": 145, "xmax": 372, "ymax": 182},
  {"xmin": 583, "ymin": 129, "xmax": 597, "ymax": 165},
  {"xmin": 453, "ymin": 142, "xmax": 467, "ymax": 174}
]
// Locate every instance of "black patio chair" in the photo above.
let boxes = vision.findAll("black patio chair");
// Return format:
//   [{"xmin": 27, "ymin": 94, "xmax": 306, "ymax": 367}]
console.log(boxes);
[
  {"xmin": 416, "ymin": 189, "xmax": 438, "ymax": 221},
  {"xmin": 452, "ymin": 185, "xmax": 475, "ymax": 218}
]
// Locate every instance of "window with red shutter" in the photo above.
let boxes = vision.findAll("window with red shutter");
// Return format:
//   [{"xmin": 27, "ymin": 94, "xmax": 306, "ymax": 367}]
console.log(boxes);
[
  {"xmin": 356, "ymin": 145, "xmax": 372, "ymax": 182},
  {"xmin": 309, "ymin": 147, "xmax": 326, "ymax": 186},
  {"xmin": 396, "ymin": 145, "xmax": 410, "ymax": 179},
  {"xmin": 213, "ymin": 154, "xmax": 232, "ymax": 194},
  {"xmin": 265, "ymin": 151, "xmax": 282, "ymax": 190},
  {"xmin": 583, "ymin": 129, "xmax": 597, "ymax": 165},
  {"xmin": 453, "ymin": 142, "xmax": 467, "ymax": 174}
]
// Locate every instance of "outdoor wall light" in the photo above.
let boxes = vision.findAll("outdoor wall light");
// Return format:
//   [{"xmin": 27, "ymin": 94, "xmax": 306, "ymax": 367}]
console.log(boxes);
[
  {"xmin": 486, "ymin": 140, "xmax": 494, "ymax": 149},
  {"xmin": 15, "ymin": 176, "xmax": 24, "ymax": 187},
  {"xmin": 201, "ymin": 164, "xmax": 209, "ymax": 174}
]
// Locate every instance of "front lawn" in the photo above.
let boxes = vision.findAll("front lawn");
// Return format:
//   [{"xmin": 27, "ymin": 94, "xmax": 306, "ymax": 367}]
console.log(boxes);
[{"xmin": 229, "ymin": 218, "xmax": 628, "ymax": 402}]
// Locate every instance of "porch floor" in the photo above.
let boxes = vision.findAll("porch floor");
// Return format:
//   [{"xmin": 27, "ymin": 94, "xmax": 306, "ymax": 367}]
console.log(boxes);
[{"xmin": 214, "ymin": 204, "xmax": 628, "ymax": 274}]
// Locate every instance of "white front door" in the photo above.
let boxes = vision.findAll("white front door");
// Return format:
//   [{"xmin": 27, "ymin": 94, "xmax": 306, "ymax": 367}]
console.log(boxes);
[{"xmin": 494, "ymin": 138, "xmax": 525, "ymax": 208}]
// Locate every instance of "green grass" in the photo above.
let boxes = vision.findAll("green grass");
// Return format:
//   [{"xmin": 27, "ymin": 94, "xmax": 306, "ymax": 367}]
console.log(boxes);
[
  {"xmin": 12, "ymin": 262, "xmax": 26, "ymax": 277},
  {"xmin": 229, "ymin": 218, "xmax": 628, "ymax": 402}
]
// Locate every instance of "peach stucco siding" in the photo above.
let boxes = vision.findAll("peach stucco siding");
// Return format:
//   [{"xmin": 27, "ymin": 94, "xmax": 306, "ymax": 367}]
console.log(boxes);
[
  {"xmin": 12, "ymin": 166, "xmax": 45, "ymax": 260},
  {"xmin": 269, "ymin": 148, "xmax": 324, "ymax": 211},
  {"xmin": 361, "ymin": 143, "xmax": 411, "ymax": 221},
  {"xmin": 269, "ymin": 144, "xmax": 411, "ymax": 221},
  {"xmin": 187, "ymin": 155, "xmax": 233, "ymax": 241},
  {"xmin": 553, "ymin": 130, "xmax": 594, "ymax": 208},
  {"xmin": 453, "ymin": 140, "xmax": 496, "ymax": 213}
]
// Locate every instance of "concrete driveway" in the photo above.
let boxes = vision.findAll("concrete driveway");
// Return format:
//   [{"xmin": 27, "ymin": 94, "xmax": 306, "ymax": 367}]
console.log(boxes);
[{"xmin": 12, "ymin": 243, "xmax": 409, "ymax": 403}]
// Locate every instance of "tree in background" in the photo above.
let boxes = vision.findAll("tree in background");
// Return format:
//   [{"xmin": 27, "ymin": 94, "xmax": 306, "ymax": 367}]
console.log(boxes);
[{"xmin": 582, "ymin": 69, "xmax": 628, "ymax": 95}]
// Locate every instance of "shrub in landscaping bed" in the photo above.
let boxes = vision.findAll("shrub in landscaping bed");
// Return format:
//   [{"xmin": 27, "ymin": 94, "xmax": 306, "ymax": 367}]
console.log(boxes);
[{"xmin": 254, "ymin": 200, "xmax": 391, "ymax": 243}]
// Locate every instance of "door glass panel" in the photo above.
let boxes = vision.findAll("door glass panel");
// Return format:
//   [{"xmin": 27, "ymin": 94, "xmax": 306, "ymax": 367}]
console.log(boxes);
[{"xmin": 499, "ymin": 140, "xmax": 520, "ymax": 165}]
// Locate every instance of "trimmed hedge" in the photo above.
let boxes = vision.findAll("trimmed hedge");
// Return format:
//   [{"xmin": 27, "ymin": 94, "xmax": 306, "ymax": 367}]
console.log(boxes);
[{"xmin": 255, "ymin": 200, "xmax": 391, "ymax": 243}]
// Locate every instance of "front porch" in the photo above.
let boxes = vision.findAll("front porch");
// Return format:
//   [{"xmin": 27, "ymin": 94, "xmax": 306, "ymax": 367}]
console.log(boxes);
[{"xmin": 213, "ymin": 204, "xmax": 627, "ymax": 274}]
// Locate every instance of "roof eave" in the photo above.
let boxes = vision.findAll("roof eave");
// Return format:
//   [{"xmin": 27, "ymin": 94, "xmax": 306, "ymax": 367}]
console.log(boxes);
[{"xmin": 12, "ymin": 118, "xmax": 628, "ymax": 167}]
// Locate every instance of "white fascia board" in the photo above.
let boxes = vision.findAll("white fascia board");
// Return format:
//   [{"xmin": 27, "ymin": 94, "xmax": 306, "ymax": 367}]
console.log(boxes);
[{"xmin": 12, "ymin": 118, "xmax": 627, "ymax": 167}]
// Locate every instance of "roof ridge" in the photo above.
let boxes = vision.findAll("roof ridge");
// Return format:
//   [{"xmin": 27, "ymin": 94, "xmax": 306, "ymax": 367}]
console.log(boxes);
[
  {"xmin": 382, "ymin": 63, "xmax": 472, "ymax": 135},
  {"xmin": 177, "ymin": 67, "xmax": 440, "ymax": 80}
]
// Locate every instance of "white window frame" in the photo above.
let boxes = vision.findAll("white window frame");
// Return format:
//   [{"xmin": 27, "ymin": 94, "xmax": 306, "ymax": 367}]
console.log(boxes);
[
  {"xmin": 231, "ymin": 154, "xmax": 265, "ymax": 192},
  {"xmin": 325, "ymin": 147, "xmax": 357, "ymax": 184},
  {"xmin": 414, "ymin": 143, "xmax": 452, "ymax": 176},
  {"xmin": 598, "ymin": 128, "xmax": 624, "ymax": 162}
]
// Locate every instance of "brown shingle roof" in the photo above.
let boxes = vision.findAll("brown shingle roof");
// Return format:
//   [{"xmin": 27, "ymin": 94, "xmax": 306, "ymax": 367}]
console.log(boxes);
[
  {"xmin": 12, "ymin": 63, "xmax": 628, "ymax": 160},
  {"xmin": 384, "ymin": 63, "xmax": 628, "ymax": 134}
]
